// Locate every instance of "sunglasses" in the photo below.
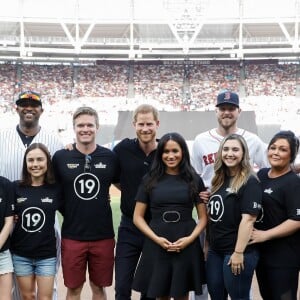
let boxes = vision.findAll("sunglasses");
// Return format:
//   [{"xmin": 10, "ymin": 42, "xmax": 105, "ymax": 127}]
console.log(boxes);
[
  {"xmin": 84, "ymin": 155, "xmax": 92, "ymax": 173},
  {"xmin": 19, "ymin": 92, "xmax": 41, "ymax": 101}
]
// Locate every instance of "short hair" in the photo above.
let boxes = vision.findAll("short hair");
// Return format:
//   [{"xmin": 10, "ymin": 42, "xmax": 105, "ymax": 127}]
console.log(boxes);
[
  {"xmin": 20, "ymin": 143, "xmax": 55, "ymax": 186},
  {"xmin": 133, "ymin": 104, "xmax": 159, "ymax": 123},
  {"xmin": 268, "ymin": 130, "xmax": 300, "ymax": 163},
  {"xmin": 72, "ymin": 106, "xmax": 99, "ymax": 128}
]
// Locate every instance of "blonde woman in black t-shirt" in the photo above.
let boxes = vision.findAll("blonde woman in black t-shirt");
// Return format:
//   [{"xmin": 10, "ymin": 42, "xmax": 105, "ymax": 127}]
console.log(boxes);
[{"xmin": 206, "ymin": 133, "xmax": 262, "ymax": 300}]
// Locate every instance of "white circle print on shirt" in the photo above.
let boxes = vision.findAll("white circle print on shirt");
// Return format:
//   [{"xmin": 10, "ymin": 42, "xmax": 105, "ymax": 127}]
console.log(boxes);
[
  {"xmin": 22, "ymin": 207, "xmax": 46, "ymax": 232},
  {"xmin": 73, "ymin": 173, "xmax": 100, "ymax": 200},
  {"xmin": 208, "ymin": 194, "xmax": 225, "ymax": 222}
]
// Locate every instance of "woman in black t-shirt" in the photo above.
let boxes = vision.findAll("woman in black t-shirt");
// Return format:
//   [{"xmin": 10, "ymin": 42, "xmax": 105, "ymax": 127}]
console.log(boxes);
[
  {"xmin": 206, "ymin": 133, "xmax": 262, "ymax": 300},
  {"xmin": 0, "ymin": 176, "xmax": 14, "ymax": 300},
  {"xmin": 251, "ymin": 130, "xmax": 300, "ymax": 300},
  {"xmin": 11, "ymin": 143, "xmax": 61, "ymax": 300}
]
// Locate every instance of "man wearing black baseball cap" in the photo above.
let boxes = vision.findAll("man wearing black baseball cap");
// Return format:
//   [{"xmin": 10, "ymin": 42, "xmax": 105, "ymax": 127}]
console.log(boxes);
[{"xmin": 15, "ymin": 90, "xmax": 43, "ymax": 107}]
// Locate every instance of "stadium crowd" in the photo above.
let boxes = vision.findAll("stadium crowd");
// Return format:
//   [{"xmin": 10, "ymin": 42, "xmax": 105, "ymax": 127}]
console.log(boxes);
[
  {"xmin": 0, "ymin": 62, "xmax": 298, "ymax": 99},
  {"xmin": 0, "ymin": 61, "xmax": 299, "ymax": 128}
]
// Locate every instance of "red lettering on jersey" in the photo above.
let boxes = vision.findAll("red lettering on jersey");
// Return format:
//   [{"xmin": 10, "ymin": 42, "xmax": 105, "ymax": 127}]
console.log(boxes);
[{"xmin": 203, "ymin": 152, "xmax": 218, "ymax": 166}]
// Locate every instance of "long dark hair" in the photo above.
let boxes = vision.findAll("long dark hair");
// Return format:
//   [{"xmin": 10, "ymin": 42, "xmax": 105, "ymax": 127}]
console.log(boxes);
[
  {"xmin": 20, "ymin": 143, "xmax": 55, "ymax": 186},
  {"xmin": 268, "ymin": 130, "xmax": 299, "ymax": 163},
  {"xmin": 145, "ymin": 132, "xmax": 199, "ymax": 199}
]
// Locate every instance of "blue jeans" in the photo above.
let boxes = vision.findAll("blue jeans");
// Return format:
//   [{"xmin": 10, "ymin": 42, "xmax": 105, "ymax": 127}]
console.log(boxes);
[{"xmin": 206, "ymin": 249, "xmax": 259, "ymax": 300}]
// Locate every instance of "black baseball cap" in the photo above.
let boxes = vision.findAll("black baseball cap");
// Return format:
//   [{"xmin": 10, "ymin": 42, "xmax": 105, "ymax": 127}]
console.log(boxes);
[
  {"xmin": 216, "ymin": 91, "xmax": 239, "ymax": 108},
  {"xmin": 16, "ymin": 91, "xmax": 42, "ymax": 107}
]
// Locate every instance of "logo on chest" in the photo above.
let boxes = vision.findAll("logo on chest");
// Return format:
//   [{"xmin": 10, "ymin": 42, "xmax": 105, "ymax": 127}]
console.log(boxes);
[
  {"xmin": 264, "ymin": 188, "xmax": 273, "ymax": 194},
  {"xmin": 67, "ymin": 163, "xmax": 79, "ymax": 169},
  {"xmin": 41, "ymin": 197, "xmax": 53, "ymax": 203}
]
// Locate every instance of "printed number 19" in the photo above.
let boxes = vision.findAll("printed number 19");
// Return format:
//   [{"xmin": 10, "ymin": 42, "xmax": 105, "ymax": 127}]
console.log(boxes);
[
  {"xmin": 79, "ymin": 179, "xmax": 95, "ymax": 194},
  {"xmin": 24, "ymin": 213, "xmax": 41, "ymax": 227},
  {"xmin": 209, "ymin": 200, "xmax": 221, "ymax": 215}
]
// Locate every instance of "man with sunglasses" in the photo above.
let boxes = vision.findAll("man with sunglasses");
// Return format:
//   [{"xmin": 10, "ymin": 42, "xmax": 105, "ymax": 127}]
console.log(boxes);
[
  {"xmin": 52, "ymin": 106, "xmax": 119, "ymax": 300},
  {"xmin": 0, "ymin": 91, "xmax": 63, "ymax": 300}
]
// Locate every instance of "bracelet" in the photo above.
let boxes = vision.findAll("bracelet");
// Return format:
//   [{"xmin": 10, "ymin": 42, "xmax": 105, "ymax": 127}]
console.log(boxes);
[{"xmin": 234, "ymin": 251, "xmax": 244, "ymax": 254}]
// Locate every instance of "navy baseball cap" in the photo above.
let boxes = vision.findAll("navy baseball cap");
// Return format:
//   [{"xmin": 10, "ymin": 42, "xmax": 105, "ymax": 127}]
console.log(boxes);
[
  {"xmin": 216, "ymin": 91, "xmax": 239, "ymax": 108},
  {"xmin": 16, "ymin": 91, "xmax": 42, "ymax": 107}
]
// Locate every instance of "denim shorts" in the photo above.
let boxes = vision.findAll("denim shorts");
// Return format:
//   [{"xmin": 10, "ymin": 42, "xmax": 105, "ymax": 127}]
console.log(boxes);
[
  {"xmin": 0, "ymin": 250, "xmax": 14, "ymax": 274},
  {"xmin": 12, "ymin": 254, "xmax": 57, "ymax": 276}
]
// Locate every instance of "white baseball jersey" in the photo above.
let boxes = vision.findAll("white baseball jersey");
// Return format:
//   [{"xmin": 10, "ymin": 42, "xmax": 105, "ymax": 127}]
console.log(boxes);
[
  {"xmin": 0, "ymin": 126, "xmax": 63, "ymax": 300},
  {"xmin": 191, "ymin": 128, "xmax": 269, "ymax": 188},
  {"xmin": 0, "ymin": 127, "xmax": 63, "ymax": 181}
]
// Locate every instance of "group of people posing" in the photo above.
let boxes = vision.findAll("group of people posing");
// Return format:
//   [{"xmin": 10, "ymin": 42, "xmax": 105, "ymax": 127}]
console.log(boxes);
[{"xmin": 0, "ymin": 90, "xmax": 299, "ymax": 300}]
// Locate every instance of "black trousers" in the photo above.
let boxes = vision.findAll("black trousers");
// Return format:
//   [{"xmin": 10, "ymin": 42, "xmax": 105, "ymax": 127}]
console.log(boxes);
[
  {"xmin": 256, "ymin": 263, "xmax": 299, "ymax": 300},
  {"xmin": 115, "ymin": 215, "xmax": 154, "ymax": 300}
]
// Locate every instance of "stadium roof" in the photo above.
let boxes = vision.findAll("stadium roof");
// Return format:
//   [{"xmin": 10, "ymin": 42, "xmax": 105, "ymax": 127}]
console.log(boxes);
[{"xmin": 1, "ymin": 0, "xmax": 300, "ymax": 62}]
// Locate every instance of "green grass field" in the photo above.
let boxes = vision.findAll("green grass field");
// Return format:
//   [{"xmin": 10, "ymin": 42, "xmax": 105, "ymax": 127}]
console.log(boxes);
[{"xmin": 111, "ymin": 196, "xmax": 121, "ymax": 235}]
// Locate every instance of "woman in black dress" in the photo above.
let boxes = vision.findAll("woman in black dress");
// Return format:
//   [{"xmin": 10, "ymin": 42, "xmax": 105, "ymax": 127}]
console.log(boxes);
[
  {"xmin": 132, "ymin": 132, "xmax": 207, "ymax": 300},
  {"xmin": 250, "ymin": 130, "xmax": 300, "ymax": 300}
]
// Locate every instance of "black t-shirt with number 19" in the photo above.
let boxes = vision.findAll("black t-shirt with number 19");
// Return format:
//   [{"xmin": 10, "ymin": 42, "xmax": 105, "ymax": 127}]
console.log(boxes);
[
  {"xmin": 11, "ymin": 182, "xmax": 61, "ymax": 259},
  {"xmin": 208, "ymin": 175, "xmax": 262, "ymax": 253},
  {"xmin": 52, "ymin": 145, "xmax": 120, "ymax": 241}
]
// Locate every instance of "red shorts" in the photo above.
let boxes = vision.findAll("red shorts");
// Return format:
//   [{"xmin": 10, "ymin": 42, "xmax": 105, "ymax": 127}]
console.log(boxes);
[{"xmin": 61, "ymin": 238, "xmax": 115, "ymax": 288}]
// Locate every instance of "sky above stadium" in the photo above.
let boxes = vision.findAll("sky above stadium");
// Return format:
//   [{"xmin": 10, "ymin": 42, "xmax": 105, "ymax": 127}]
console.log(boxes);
[{"xmin": 0, "ymin": 0, "xmax": 298, "ymax": 20}]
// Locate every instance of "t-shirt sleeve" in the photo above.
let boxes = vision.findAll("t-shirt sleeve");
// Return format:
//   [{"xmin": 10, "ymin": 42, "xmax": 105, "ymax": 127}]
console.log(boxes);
[
  {"xmin": 285, "ymin": 177, "xmax": 300, "ymax": 221},
  {"xmin": 239, "ymin": 175, "xmax": 262, "ymax": 216}
]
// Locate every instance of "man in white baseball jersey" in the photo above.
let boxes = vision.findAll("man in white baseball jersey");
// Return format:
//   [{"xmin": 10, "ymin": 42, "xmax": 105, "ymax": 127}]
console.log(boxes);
[
  {"xmin": 190, "ymin": 90, "xmax": 269, "ymax": 300},
  {"xmin": 192, "ymin": 91, "xmax": 268, "ymax": 188},
  {"xmin": 0, "ymin": 91, "xmax": 63, "ymax": 300}
]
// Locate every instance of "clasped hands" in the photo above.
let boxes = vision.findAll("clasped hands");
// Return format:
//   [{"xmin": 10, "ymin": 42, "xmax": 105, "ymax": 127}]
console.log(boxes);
[{"xmin": 156, "ymin": 236, "xmax": 191, "ymax": 253}]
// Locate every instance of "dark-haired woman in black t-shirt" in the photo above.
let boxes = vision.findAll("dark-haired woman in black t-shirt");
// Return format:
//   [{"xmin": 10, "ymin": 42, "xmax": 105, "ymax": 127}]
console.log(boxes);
[
  {"xmin": 251, "ymin": 130, "xmax": 300, "ymax": 300},
  {"xmin": 11, "ymin": 143, "xmax": 61, "ymax": 300}
]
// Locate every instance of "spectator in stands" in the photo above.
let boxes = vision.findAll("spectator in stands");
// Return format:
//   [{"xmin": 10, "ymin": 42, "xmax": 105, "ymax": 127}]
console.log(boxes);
[{"xmin": 250, "ymin": 130, "xmax": 300, "ymax": 300}]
